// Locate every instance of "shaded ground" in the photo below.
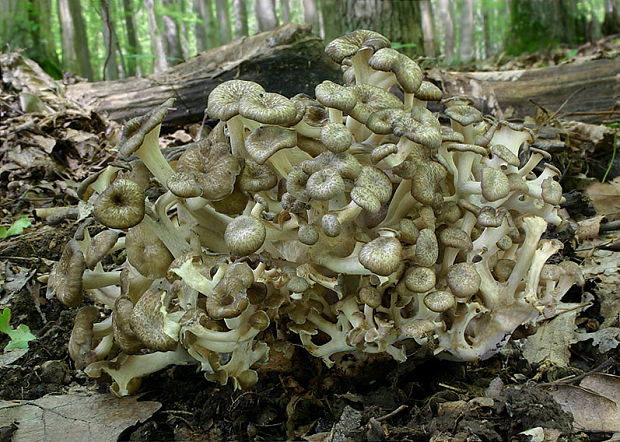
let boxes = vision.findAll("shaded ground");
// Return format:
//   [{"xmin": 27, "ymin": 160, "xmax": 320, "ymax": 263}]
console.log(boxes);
[{"xmin": 0, "ymin": 44, "xmax": 618, "ymax": 441}]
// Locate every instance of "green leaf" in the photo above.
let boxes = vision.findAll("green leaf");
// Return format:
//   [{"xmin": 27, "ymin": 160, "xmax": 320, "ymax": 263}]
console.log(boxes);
[
  {"xmin": 0, "ymin": 309, "xmax": 36, "ymax": 351},
  {"xmin": 0, "ymin": 216, "xmax": 31, "ymax": 239}
]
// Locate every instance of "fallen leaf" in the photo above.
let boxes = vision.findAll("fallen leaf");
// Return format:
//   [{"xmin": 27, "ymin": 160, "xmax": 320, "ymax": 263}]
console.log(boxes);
[
  {"xmin": 0, "ymin": 393, "xmax": 160, "ymax": 442},
  {"xmin": 577, "ymin": 327, "xmax": 620, "ymax": 353},
  {"xmin": 587, "ymin": 177, "xmax": 620, "ymax": 220},
  {"xmin": 522, "ymin": 308, "xmax": 579, "ymax": 366}
]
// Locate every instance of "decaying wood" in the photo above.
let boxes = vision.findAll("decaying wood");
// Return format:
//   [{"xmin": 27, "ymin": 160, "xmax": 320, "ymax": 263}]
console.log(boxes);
[
  {"xmin": 429, "ymin": 57, "xmax": 620, "ymax": 124},
  {"xmin": 66, "ymin": 23, "xmax": 342, "ymax": 127},
  {"xmin": 67, "ymin": 23, "xmax": 620, "ymax": 126}
]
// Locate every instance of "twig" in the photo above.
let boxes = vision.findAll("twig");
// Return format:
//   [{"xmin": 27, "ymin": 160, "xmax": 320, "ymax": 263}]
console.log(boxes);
[
  {"xmin": 537, "ymin": 358, "xmax": 615, "ymax": 387},
  {"xmin": 375, "ymin": 404, "xmax": 408, "ymax": 422}
]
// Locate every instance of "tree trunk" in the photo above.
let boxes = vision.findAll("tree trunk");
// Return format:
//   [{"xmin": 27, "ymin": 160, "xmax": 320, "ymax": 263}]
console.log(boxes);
[
  {"xmin": 603, "ymin": 0, "xmax": 620, "ymax": 34},
  {"xmin": 145, "ymin": 0, "xmax": 168, "ymax": 72},
  {"xmin": 419, "ymin": 0, "xmax": 435, "ymax": 57},
  {"xmin": 57, "ymin": 0, "xmax": 93, "ymax": 80},
  {"xmin": 319, "ymin": 0, "xmax": 345, "ymax": 45},
  {"xmin": 194, "ymin": 0, "xmax": 218, "ymax": 51},
  {"xmin": 458, "ymin": 0, "xmax": 474, "ymax": 63},
  {"xmin": 162, "ymin": 0, "xmax": 184, "ymax": 65},
  {"xmin": 254, "ymin": 0, "xmax": 279, "ymax": 32},
  {"xmin": 436, "ymin": 0, "xmax": 454, "ymax": 63},
  {"xmin": 302, "ymin": 0, "xmax": 320, "ymax": 34},
  {"xmin": 280, "ymin": 0, "xmax": 291, "ymax": 23},
  {"xmin": 215, "ymin": 0, "xmax": 232, "ymax": 44},
  {"xmin": 122, "ymin": 0, "xmax": 141, "ymax": 76},
  {"xmin": 67, "ymin": 24, "xmax": 341, "ymax": 126},
  {"xmin": 232, "ymin": 0, "xmax": 249, "ymax": 39},
  {"xmin": 100, "ymin": 0, "xmax": 119, "ymax": 80}
]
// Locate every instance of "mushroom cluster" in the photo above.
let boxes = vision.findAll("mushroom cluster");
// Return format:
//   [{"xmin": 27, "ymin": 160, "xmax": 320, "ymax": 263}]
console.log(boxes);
[{"xmin": 46, "ymin": 30, "xmax": 583, "ymax": 396}]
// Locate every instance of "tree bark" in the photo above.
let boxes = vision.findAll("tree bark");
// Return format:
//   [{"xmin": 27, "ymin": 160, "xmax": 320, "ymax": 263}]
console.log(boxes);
[
  {"xmin": 145, "ymin": 0, "xmax": 168, "ymax": 72},
  {"xmin": 67, "ymin": 24, "xmax": 341, "ymax": 126},
  {"xmin": 302, "ymin": 0, "xmax": 320, "ymax": 34},
  {"xmin": 280, "ymin": 0, "xmax": 291, "ymax": 23},
  {"xmin": 255, "ymin": 0, "xmax": 279, "ymax": 32},
  {"xmin": 458, "ymin": 0, "xmax": 474, "ymax": 63},
  {"xmin": 419, "ymin": 0, "xmax": 435, "ymax": 57},
  {"xmin": 603, "ymin": 0, "xmax": 620, "ymax": 34},
  {"xmin": 215, "ymin": 0, "xmax": 232, "ymax": 44},
  {"xmin": 194, "ymin": 0, "xmax": 218, "ymax": 51},
  {"xmin": 57, "ymin": 0, "xmax": 93, "ymax": 80},
  {"xmin": 232, "ymin": 0, "xmax": 249, "ymax": 39},
  {"xmin": 101, "ymin": 0, "xmax": 120, "ymax": 80},
  {"xmin": 436, "ymin": 0, "xmax": 454, "ymax": 63},
  {"xmin": 319, "ymin": 0, "xmax": 345, "ymax": 45},
  {"xmin": 162, "ymin": 0, "xmax": 184, "ymax": 65},
  {"xmin": 122, "ymin": 0, "xmax": 141, "ymax": 76}
]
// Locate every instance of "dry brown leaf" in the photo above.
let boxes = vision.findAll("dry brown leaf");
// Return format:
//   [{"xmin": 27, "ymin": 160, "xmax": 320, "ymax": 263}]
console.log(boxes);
[
  {"xmin": 550, "ymin": 374, "xmax": 620, "ymax": 433},
  {"xmin": 587, "ymin": 177, "xmax": 620, "ymax": 221},
  {"xmin": 0, "ymin": 393, "xmax": 160, "ymax": 442},
  {"xmin": 576, "ymin": 215, "xmax": 605, "ymax": 241},
  {"xmin": 522, "ymin": 308, "xmax": 579, "ymax": 366}
]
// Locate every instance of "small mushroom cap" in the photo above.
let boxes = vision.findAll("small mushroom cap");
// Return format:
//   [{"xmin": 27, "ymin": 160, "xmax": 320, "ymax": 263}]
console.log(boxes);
[
  {"xmin": 493, "ymin": 259, "xmax": 516, "ymax": 282},
  {"xmin": 358, "ymin": 286, "xmax": 382, "ymax": 308},
  {"xmin": 47, "ymin": 238, "xmax": 85, "ymax": 307},
  {"xmin": 404, "ymin": 266, "xmax": 436, "ymax": 293},
  {"xmin": 69, "ymin": 306, "xmax": 99, "ymax": 369},
  {"xmin": 321, "ymin": 213, "xmax": 342, "ymax": 237},
  {"xmin": 321, "ymin": 123, "xmax": 352, "ymax": 153},
  {"xmin": 507, "ymin": 173, "xmax": 529, "ymax": 193},
  {"xmin": 411, "ymin": 161, "xmax": 447, "ymax": 208},
  {"xmin": 93, "ymin": 179, "xmax": 145, "ymax": 229},
  {"xmin": 424, "ymin": 290, "xmax": 456, "ymax": 312},
  {"xmin": 441, "ymin": 126, "xmax": 465, "ymax": 143},
  {"xmin": 444, "ymin": 104, "xmax": 483, "ymax": 127},
  {"xmin": 176, "ymin": 139, "xmax": 242, "ymax": 201},
  {"xmin": 206, "ymin": 277, "xmax": 249, "ymax": 319},
  {"xmin": 238, "ymin": 160, "xmax": 278, "ymax": 193},
  {"xmin": 249, "ymin": 310, "xmax": 270, "ymax": 331},
  {"xmin": 401, "ymin": 319, "xmax": 436, "ymax": 339},
  {"xmin": 325, "ymin": 30, "xmax": 391, "ymax": 63},
  {"xmin": 117, "ymin": 98, "xmax": 175, "ymax": 159},
  {"xmin": 315, "ymin": 81, "xmax": 357, "ymax": 112},
  {"xmin": 399, "ymin": 218, "xmax": 419, "ymax": 244},
  {"xmin": 414, "ymin": 229, "xmax": 439, "ymax": 267},
  {"xmin": 350, "ymin": 186, "xmax": 381, "ymax": 214},
  {"xmin": 481, "ymin": 167, "xmax": 510, "ymax": 202},
  {"xmin": 496, "ymin": 235, "xmax": 513, "ymax": 251},
  {"xmin": 245, "ymin": 126, "xmax": 297, "ymax": 165},
  {"xmin": 239, "ymin": 92, "xmax": 298, "ymax": 125},
  {"xmin": 540, "ymin": 264, "xmax": 563, "ymax": 281},
  {"xmin": 541, "ymin": 177, "xmax": 563, "ymax": 205},
  {"xmin": 437, "ymin": 202, "xmax": 462, "ymax": 224},
  {"xmin": 306, "ymin": 168, "xmax": 346, "ymax": 201},
  {"xmin": 348, "ymin": 84, "xmax": 403, "ymax": 125},
  {"xmin": 439, "ymin": 227, "xmax": 473, "ymax": 252},
  {"xmin": 369, "ymin": 48, "xmax": 423, "ymax": 93},
  {"xmin": 359, "ymin": 236, "xmax": 402, "ymax": 276},
  {"xmin": 298, "ymin": 224, "xmax": 319, "ymax": 245},
  {"xmin": 130, "ymin": 287, "xmax": 177, "ymax": 351},
  {"xmin": 446, "ymin": 263, "xmax": 481, "ymax": 298},
  {"xmin": 207, "ymin": 80, "xmax": 265, "ymax": 121},
  {"xmin": 414, "ymin": 81, "xmax": 443, "ymax": 101},
  {"xmin": 126, "ymin": 223, "xmax": 174, "ymax": 279},
  {"xmin": 224, "ymin": 215, "xmax": 266, "ymax": 256},
  {"xmin": 477, "ymin": 206, "xmax": 505, "ymax": 228},
  {"xmin": 490, "ymin": 144, "xmax": 520, "ymax": 167},
  {"xmin": 166, "ymin": 172, "xmax": 202, "ymax": 198},
  {"xmin": 356, "ymin": 166, "xmax": 393, "ymax": 203},
  {"xmin": 287, "ymin": 276, "xmax": 309, "ymax": 293},
  {"xmin": 85, "ymin": 230, "xmax": 119, "ymax": 270},
  {"xmin": 366, "ymin": 108, "xmax": 405, "ymax": 134},
  {"xmin": 371, "ymin": 143, "xmax": 398, "ymax": 163},
  {"xmin": 113, "ymin": 296, "xmax": 143, "ymax": 354}
]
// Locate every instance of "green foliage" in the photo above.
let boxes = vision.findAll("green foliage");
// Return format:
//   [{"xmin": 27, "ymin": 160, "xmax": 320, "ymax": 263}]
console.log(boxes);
[
  {"xmin": 0, "ymin": 309, "xmax": 36, "ymax": 351},
  {"xmin": 0, "ymin": 216, "xmax": 31, "ymax": 239}
]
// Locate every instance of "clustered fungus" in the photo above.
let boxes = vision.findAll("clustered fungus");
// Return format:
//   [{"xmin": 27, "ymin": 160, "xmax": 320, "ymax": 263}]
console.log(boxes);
[{"xmin": 46, "ymin": 30, "xmax": 583, "ymax": 396}]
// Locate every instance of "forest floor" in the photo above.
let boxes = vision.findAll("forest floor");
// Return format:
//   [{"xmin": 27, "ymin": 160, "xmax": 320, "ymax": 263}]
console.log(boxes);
[{"xmin": 0, "ymin": 40, "xmax": 618, "ymax": 441}]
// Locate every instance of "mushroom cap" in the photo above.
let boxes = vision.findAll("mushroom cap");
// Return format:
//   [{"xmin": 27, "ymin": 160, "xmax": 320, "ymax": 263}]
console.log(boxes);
[
  {"xmin": 350, "ymin": 186, "xmax": 381, "ymax": 214},
  {"xmin": 325, "ymin": 29, "xmax": 391, "ymax": 63},
  {"xmin": 401, "ymin": 319, "xmax": 436, "ymax": 339},
  {"xmin": 93, "ymin": 179, "xmax": 145, "ymax": 229},
  {"xmin": 541, "ymin": 177, "xmax": 563, "ymax": 205},
  {"xmin": 286, "ymin": 168, "xmax": 311, "ymax": 202},
  {"xmin": 369, "ymin": 48, "xmax": 423, "ymax": 93},
  {"xmin": 224, "ymin": 215, "xmax": 266, "ymax": 256},
  {"xmin": 166, "ymin": 172, "xmax": 203, "ymax": 198},
  {"xmin": 493, "ymin": 259, "xmax": 515, "ymax": 282},
  {"xmin": 444, "ymin": 142, "xmax": 487, "ymax": 156},
  {"xmin": 321, "ymin": 123, "xmax": 352, "ymax": 153},
  {"xmin": 446, "ymin": 263, "xmax": 481, "ymax": 298},
  {"xmin": 414, "ymin": 81, "xmax": 443, "ymax": 101},
  {"xmin": 399, "ymin": 218, "xmax": 419, "ymax": 244},
  {"xmin": 348, "ymin": 84, "xmax": 403, "ymax": 125},
  {"xmin": 414, "ymin": 229, "xmax": 439, "ymax": 267},
  {"xmin": 438, "ymin": 227, "xmax": 473, "ymax": 252},
  {"xmin": 441, "ymin": 126, "xmax": 465, "ymax": 143},
  {"xmin": 496, "ymin": 235, "xmax": 513, "ymax": 251},
  {"xmin": 355, "ymin": 166, "xmax": 393, "ymax": 203},
  {"xmin": 47, "ymin": 238, "xmax": 85, "ymax": 307},
  {"xmin": 371, "ymin": 143, "xmax": 398, "ymax": 163},
  {"xmin": 358, "ymin": 236, "xmax": 402, "ymax": 276},
  {"xmin": 85, "ymin": 230, "xmax": 119, "ymax": 270},
  {"xmin": 287, "ymin": 276, "xmax": 309, "ymax": 293},
  {"xmin": 481, "ymin": 167, "xmax": 510, "ymax": 202},
  {"xmin": 238, "ymin": 160, "xmax": 278, "ymax": 192},
  {"xmin": 411, "ymin": 161, "xmax": 447, "ymax": 208},
  {"xmin": 315, "ymin": 81, "xmax": 357, "ymax": 112},
  {"xmin": 176, "ymin": 139, "xmax": 242, "ymax": 201},
  {"xmin": 306, "ymin": 168, "xmax": 346, "ymax": 201},
  {"xmin": 477, "ymin": 206, "xmax": 505, "ymax": 228},
  {"xmin": 130, "ymin": 286, "xmax": 177, "ymax": 351},
  {"xmin": 245, "ymin": 126, "xmax": 297, "ymax": 165},
  {"xmin": 113, "ymin": 296, "xmax": 143, "ymax": 354},
  {"xmin": 298, "ymin": 224, "xmax": 319, "ymax": 245},
  {"xmin": 392, "ymin": 114, "xmax": 442, "ymax": 148},
  {"xmin": 239, "ymin": 92, "xmax": 298, "ymax": 125},
  {"xmin": 437, "ymin": 202, "xmax": 462, "ymax": 224},
  {"xmin": 69, "ymin": 306, "xmax": 99, "ymax": 369},
  {"xmin": 366, "ymin": 109, "xmax": 405, "ymax": 135},
  {"xmin": 126, "ymin": 223, "xmax": 174, "ymax": 279},
  {"xmin": 207, "ymin": 80, "xmax": 265, "ymax": 121},
  {"xmin": 424, "ymin": 290, "xmax": 456, "ymax": 312},
  {"xmin": 321, "ymin": 213, "xmax": 342, "ymax": 237},
  {"xmin": 117, "ymin": 97, "xmax": 175, "ymax": 159},
  {"xmin": 445, "ymin": 104, "xmax": 483, "ymax": 127},
  {"xmin": 404, "ymin": 266, "xmax": 436, "ymax": 293},
  {"xmin": 206, "ymin": 276, "xmax": 250, "ymax": 319},
  {"xmin": 358, "ymin": 286, "xmax": 382, "ymax": 308},
  {"xmin": 490, "ymin": 144, "xmax": 520, "ymax": 167}
]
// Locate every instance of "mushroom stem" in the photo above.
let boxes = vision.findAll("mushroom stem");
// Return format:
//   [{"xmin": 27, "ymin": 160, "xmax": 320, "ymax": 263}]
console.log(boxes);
[
  {"xmin": 133, "ymin": 125, "xmax": 175, "ymax": 186},
  {"xmin": 328, "ymin": 108, "xmax": 343, "ymax": 125},
  {"xmin": 227, "ymin": 115, "xmax": 246, "ymax": 157},
  {"xmin": 335, "ymin": 200, "xmax": 363, "ymax": 224},
  {"xmin": 83, "ymin": 270, "xmax": 122, "ymax": 290}
]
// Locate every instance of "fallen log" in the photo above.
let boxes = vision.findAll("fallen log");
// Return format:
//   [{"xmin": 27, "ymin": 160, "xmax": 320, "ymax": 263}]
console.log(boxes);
[{"xmin": 67, "ymin": 23, "xmax": 620, "ymax": 126}]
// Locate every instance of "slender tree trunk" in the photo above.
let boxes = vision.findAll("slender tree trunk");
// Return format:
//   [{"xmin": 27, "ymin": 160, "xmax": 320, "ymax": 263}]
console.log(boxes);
[
  {"xmin": 100, "ymin": 0, "xmax": 119, "ymax": 80},
  {"xmin": 194, "ymin": 0, "xmax": 218, "ymax": 51},
  {"xmin": 162, "ymin": 0, "xmax": 184, "ymax": 65},
  {"xmin": 232, "ymin": 0, "xmax": 249, "ymax": 39},
  {"xmin": 419, "ymin": 0, "xmax": 435, "ymax": 57},
  {"xmin": 215, "ymin": 0, "xmax": 232, "ymax": 43},
  {"xmin": 303, "ymin": 0, "xmax": 320, "ymax": 34},
  {"xmin": 603, "ymin": 0, "xmax": 620, "ymax": 34},
  {"xmin": 459, "ymin": 0, "xmax": 474, "ymax": 63},
  {"xmin": 179, "ymin": 0, "xmax": 190, "ymax": 59},
  {"xmin": 57, "ymin": 0, "xmax": 93, "ymax": 79},
  {"xmin": 145, "ymin": 0, "xmax": 168, "ymax": 72},
  {"xmin": 123, "ymin": 0, "xmax": 141, "ymax": 76},
  {"xmin": 437, "ymin": 0, "xmax": 454, "ymax": 63},
  {"xmin": 280, "ymin": 0, "xmax": 291, "ymax": 22},
  {"xmin": 319, "ymin": 0, "xmax": 345, "ymax": 44},
  {"xmin": 254, "ymin": 0, "xmax": 279, "ymax": 32}
]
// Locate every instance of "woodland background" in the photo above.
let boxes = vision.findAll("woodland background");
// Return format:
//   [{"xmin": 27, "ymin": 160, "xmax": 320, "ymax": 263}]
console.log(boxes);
[{"xmin": 2, "ymin": 0, "xmax": 620, "ymax": 82}]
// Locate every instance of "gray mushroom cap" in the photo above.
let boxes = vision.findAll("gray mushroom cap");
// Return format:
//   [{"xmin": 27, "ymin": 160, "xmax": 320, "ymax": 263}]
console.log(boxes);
[
  {"xmin": 446, "ymin": 263, "xmax": 481, "ymax": 298},
  {"xmin": 306, "ymin": 168, "xmax": 346, "ymax": 201},
  {"xmin": 325, "ymin": 30, "xmax": 391, "ymax": 63},
  {"xmin": 404, "ymin": 266, "xmax": 436, "ymax": 293},
  {"xmin": 224, "ymin": 215, "xmax": 266, "ymax": 256},
  {"xmin": 298, "ymin": 224, "xmax": 319, "ymax": 245},
  {"xmin": 315, "ymin": 81, "xmax": 357, "ymax": 112},
  {"xmin": 245, "ymin": 126, "xmax": 297, "ymax": 165},
  {"xmin": 117, "ymin": 98, "xmax": 175, "ymax": 159},
  {"xmin": 47, "ymin": 239, "xmax": 85, "ymax": 307},
  {"xmin": 126, "ymin": 223, "xmax": 174, "ymax": 279},
  {"xmin": 207, "ymin": 80, "xmax": 265, "ymax": 121},
  {"xmin": 239, "ymin": 92, "xmax": 298, "ymax": 125},
  {"xmin": 166, "ymin": 172, "xmax": 203, "ymax": 198},
  {"xmin": 358, "ymin": 236, "xmax": 402, "ymax": 276},
  {"xmin": 93, "ymin": 179, "xmax": 145, "ymax": 229},
  {"xmin": 321, "ymin": 123, "xmax": 352, "ymax": 153}
]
